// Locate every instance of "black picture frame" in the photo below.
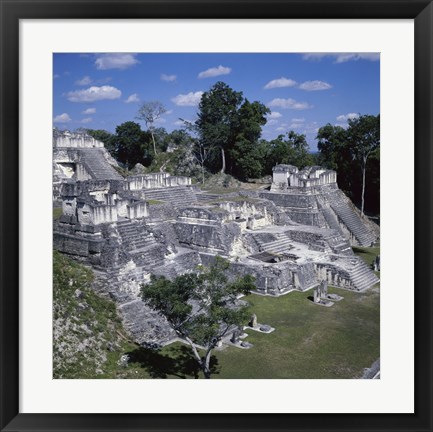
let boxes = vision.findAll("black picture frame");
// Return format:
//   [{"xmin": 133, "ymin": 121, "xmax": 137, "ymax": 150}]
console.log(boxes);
[{"xmin": 1, "ymin": 1, "xmax": 432, "ymax": 431}]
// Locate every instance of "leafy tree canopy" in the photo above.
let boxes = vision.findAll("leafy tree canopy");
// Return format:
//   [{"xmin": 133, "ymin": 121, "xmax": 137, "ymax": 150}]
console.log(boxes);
[
  {"xmin": 111, "ymin": 121, "xmax": 152, "ymax": 169},
  {"xmin": 141, "ymin": 256, "xmax": 256, "ymax": 378}
]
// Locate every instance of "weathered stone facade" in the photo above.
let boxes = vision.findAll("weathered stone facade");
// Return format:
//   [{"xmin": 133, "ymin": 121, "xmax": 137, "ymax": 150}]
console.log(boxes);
[
  {"xmin": 261, "ymin": 164, "xmax": 379, "ymax": 247},
  {"xmin": 53, "ymin": 132, "xmax": 379, "ymax": 346}
]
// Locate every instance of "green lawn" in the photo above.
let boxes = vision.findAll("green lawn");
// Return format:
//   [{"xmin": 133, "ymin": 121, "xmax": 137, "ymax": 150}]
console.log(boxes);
[
  {"xmin": 53, "ymin": 207, "xmax": 63, "ymax": 220},
  {"xmin": 105, "ymin": 246, "xmax": 380, "ymax": 379}
]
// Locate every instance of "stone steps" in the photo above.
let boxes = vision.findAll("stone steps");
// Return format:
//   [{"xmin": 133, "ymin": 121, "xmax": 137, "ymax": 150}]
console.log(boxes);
[
  {"xmin": 117, "ymin": 220, "xmax": 157, "ymax": 252},
  {"xmin": 330, "ymin": 195, "xmax": 376, "ymax": 246},
  {"xmin": 348, "ymin": 259, "xmax": 379, "ymax": 291},
  {"xmin": 130, "ymin": 245, "xmax": 166, "ymax": 268},
  {"xmin": 144, "ymin": 186, "xmax": 197, "ymax": 207},
  {"xmin": 79, "ymin": 148, "xmax": 123, "ymax": 180},
  {"xmin": 320, "ymin": 205, "xmax": 346, "ymax": 236},
  {"xmin": 195, "ymin": 193, "xmax": 222, "ymax": 202},
  {"xmin": 261, "ymin": 237, "xmax": 293, "ymax": 254}
]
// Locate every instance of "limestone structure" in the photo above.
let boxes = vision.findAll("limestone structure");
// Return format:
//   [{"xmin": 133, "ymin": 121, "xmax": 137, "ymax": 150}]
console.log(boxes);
[
  {"xmin": 53, "ymin": 131, "xmax": 379, "ymax": 347},
  {"xmin": 262, "ymin": 164, "xmax": 379, "ymax": 247},
  {"xmin": 53, "ymin": 129, "xmax": 124, "ymax": 202}
]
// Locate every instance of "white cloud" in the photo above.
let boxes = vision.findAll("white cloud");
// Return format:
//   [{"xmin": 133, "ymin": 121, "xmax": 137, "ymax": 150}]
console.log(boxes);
[
  {"xmin": 125, "ymin": 93, "xmax": 140, "ymax": 103},
  {"xmin": 76, "ymin": 76, "xmax": 93, "ymax": 86},
  {"xmin": 267, "ymin": 119, "xmax": 278, "ymax": 126},
  {"xmin": 67, "ymin": 85, "xmax": 122, "ymax": 102},
  {"xmin": 299, "ymin": 80, "xmax": 332, "ymax": 91},
  {"xmin": 172, "ymin": 91, "xmax": 204, "ymax": 106},
  {"xmin": 264, "ymin": 77, "xmax": 297, "ymax": 90},
  {"xmin": 267, "ymin": 111, "xmax": 282, "ymax": 119},
  {"xmin": 276, "ymin": 127, "xmax": 285, "ymax": 132},
  {"xmin": 81, "ymin": 117, "xmax": 93, "ymax": 124},
  {"xmin": 268, "ymin": 98, "xmax": 312, "ymax": 110},
  {"xmin": 82, "ymin": 108, "xmax": 96, "ymax": 114},
  {"xmin": 53, "ymin": 113, "xmax": 71, "ymax": 123},
  {"xmin": 289, "ymin": 122, "xmax": 305, "ymax": 129},
  {"xmin": 165, "ymin": 110, "xmax": 173, "ymax": 115},
  {"xmin": 161, "ymin": 74, "xmax": 177, "ymax": 82},
  {"xmin": 336, "ymin": 112, "xmax": 359, "ymax": 122},
  {"xmin": 291, "ymin": 118, "xmax": 305, "ymax": 123},
  {"xmin": 334, "ymin": 53, "xmax": 380, "ymax": 63},
  {"xmin": 302, "ymin": 53, "xmax": 380, "ymax": 63},
  {"xmin": 95, "ymin": 53, "xmax": 139, "ymax": 70},
  {"xmin": 198, "ymin": 65, "xmax": 231, "ymax": 79},
  {"xmin": 53, "ymin": 74, "xmax": 60, "ymax": 79}
]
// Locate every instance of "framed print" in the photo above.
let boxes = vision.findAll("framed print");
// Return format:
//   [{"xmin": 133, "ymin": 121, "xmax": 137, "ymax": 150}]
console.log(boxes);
[{"xmin": 1, "ymin": 0, "xmax": 432, "ymax": 431}]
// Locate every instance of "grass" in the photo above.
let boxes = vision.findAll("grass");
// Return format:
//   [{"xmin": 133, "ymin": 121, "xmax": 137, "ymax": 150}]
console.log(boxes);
[
  {"xmin": 53, "ymin": 207, "xmax": 63, "ymax": 220},
  {"xmin": 147, "ymin": 199, "xmax": 164, "ymax": 205},
  {"xmin": 212, "ymin": 284, "xmax": 379, "ymax": 379}
]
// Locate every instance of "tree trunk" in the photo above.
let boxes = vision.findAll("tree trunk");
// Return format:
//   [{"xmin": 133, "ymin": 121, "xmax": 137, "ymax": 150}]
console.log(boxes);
[
  {"xmin": 184, "ymin": 336, "xmax": 211, "ymax": 379},
  {"xmin": 151, "ymin": 131, "xmax": 157, "ymax": 156},
  {"xmin": 220, "ymin": 147, "xmax": 226, "ymax": 174},
  {"xmin": 203, "ymin": 349, "xmax": 213, "ymax": 379},
  {"xmin": 361, "ymin": 157, "xmax": 367, "ymax": 217},
  {"xmin": 202, "ymin": 164, "xmax": 205, "ymax": 184}
]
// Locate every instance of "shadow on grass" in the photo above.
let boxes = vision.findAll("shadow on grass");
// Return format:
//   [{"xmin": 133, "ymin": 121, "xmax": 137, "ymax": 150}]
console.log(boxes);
[
  {"xmin": 352, "ymin": 246, "xmax": 370, "ymax": 256},
  {"xmin": 126, "ymin": 344, "xmax": 220, "ymax": 379}
]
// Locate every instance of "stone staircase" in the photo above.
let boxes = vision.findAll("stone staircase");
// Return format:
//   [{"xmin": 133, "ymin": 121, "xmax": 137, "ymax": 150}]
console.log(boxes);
[
  {"xmin": 347, "ymin": 258, "xmax": 379, "ymax": 291},
  {"xmin": 259, "ymin": 233, "xmax": 294, "ymax": 254},
  {"xmin": 144, "ymin": 186, "xmax": 198, "ymax": 207},
  {"xmin": 330, "ymin": 196, "xmax": 376, "ymax": 246},
  {"xmin": 118, "ymin": 299, "xmax": 176, "ymax": 346},
  {"xmin": 195, "ymin": 192, "xmax": 222, "ymax": 202},
  {"xmin": 79, "ymin": 148, "xmax": 124, "ymax": 180},
  {"xmin": 117, "ymin": 220, "xmax": 167, "ymax": 268},
  {"xmin": 117, "ymin": 220, "xmax": 157, "ymax": 251},
  {"xmin": 319, "ymin": 203, "xmax": 345, "ymax": 234}
]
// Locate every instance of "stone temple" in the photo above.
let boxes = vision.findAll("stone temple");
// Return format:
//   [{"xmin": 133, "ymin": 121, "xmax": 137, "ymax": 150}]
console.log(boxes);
[{"xmin": 53, "ymin": 130, "xmax": 380, "ymax": 346}]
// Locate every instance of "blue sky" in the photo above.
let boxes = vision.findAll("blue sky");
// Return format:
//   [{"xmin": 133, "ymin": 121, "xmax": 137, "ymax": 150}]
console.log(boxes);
[{"xmin": 53, "ymin": 53, "xmax": 379, "ymax": 151}]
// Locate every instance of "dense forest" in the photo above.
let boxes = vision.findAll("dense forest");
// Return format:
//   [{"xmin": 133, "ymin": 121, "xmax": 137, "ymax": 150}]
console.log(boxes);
[{"xmin": 71, "ymin": 81, "xmax": 379, "ymax": 215}]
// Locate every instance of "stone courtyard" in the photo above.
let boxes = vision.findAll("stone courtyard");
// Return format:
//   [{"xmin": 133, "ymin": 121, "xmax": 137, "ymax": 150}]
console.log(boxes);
[{"xmin": 53, "ymin": 130, "xmax": 380, "ymax": 346}]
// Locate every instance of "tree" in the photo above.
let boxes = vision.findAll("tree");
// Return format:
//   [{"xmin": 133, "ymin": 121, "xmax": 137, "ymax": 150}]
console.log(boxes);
[
  {"xmin": 347, "ymin": 114, "xmax": 380, "ymax": 216},
  {"xmin": 141, "ymin": 257, "xmax": 256, "ymax": 379},
  {"xmin": 316, "ymin": 116, "xmax": 380, "ymax": 215},
  {"xmin": 316, "ymin": 124, "xmax": 354, "ymax": 197},
  {"xmin": 229, "ymin": 100, "xmax": 270, "ymax": 179},
  {"xmin": 111, "ymin": 121, "xmax": 152, "ymax": 169},
  {"xmin": 195, "ymin": 82, "xmax": 243, "ymax": 174},
  {"xmin": 267, "ymin": 131, "xmax": 314, "ymax": 171},
  {"xmin": 179, "ymin": 118, "xmax": 210, "ymax": 184},
  {"xmin": 136, "ymin": 101, "xmax": 167, "ymax": 156},
  {"xmin": 195, "ymin": 82, "xmax": 270, "ymax": 179}
]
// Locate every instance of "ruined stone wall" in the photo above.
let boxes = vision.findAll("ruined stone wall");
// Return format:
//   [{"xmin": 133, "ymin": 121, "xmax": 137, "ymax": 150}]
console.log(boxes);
[
  {"xmin": 148, "ymin": 202, "xmax": 178, "ymax": 221},
  {"xmin": 126, "ymin": 173, "xmax": 192, "ymax": 191},
  {"xmin": 174, "ymin": 221, "xmax": 241, "ymax": 254},
  {"xmin": 127, "ymin": 201, "xmax": 148, "ymax": 219},
  {"xmin": 53, "ymin": 130, "xmax": 104, "ymax": 148},
  {"xmin": 127, "ymin": 173, "xmax": 169, "ymax": 190}
]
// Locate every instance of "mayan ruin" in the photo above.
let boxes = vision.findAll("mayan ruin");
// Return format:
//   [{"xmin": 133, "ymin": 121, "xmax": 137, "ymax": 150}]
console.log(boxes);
[
  {"xmin": 49, "ymin": 52, "xmax": 382, "ymax": 381},
  {"xmin": 53, "ymin": 130, "xmax": 379, "ymax": 347}
]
